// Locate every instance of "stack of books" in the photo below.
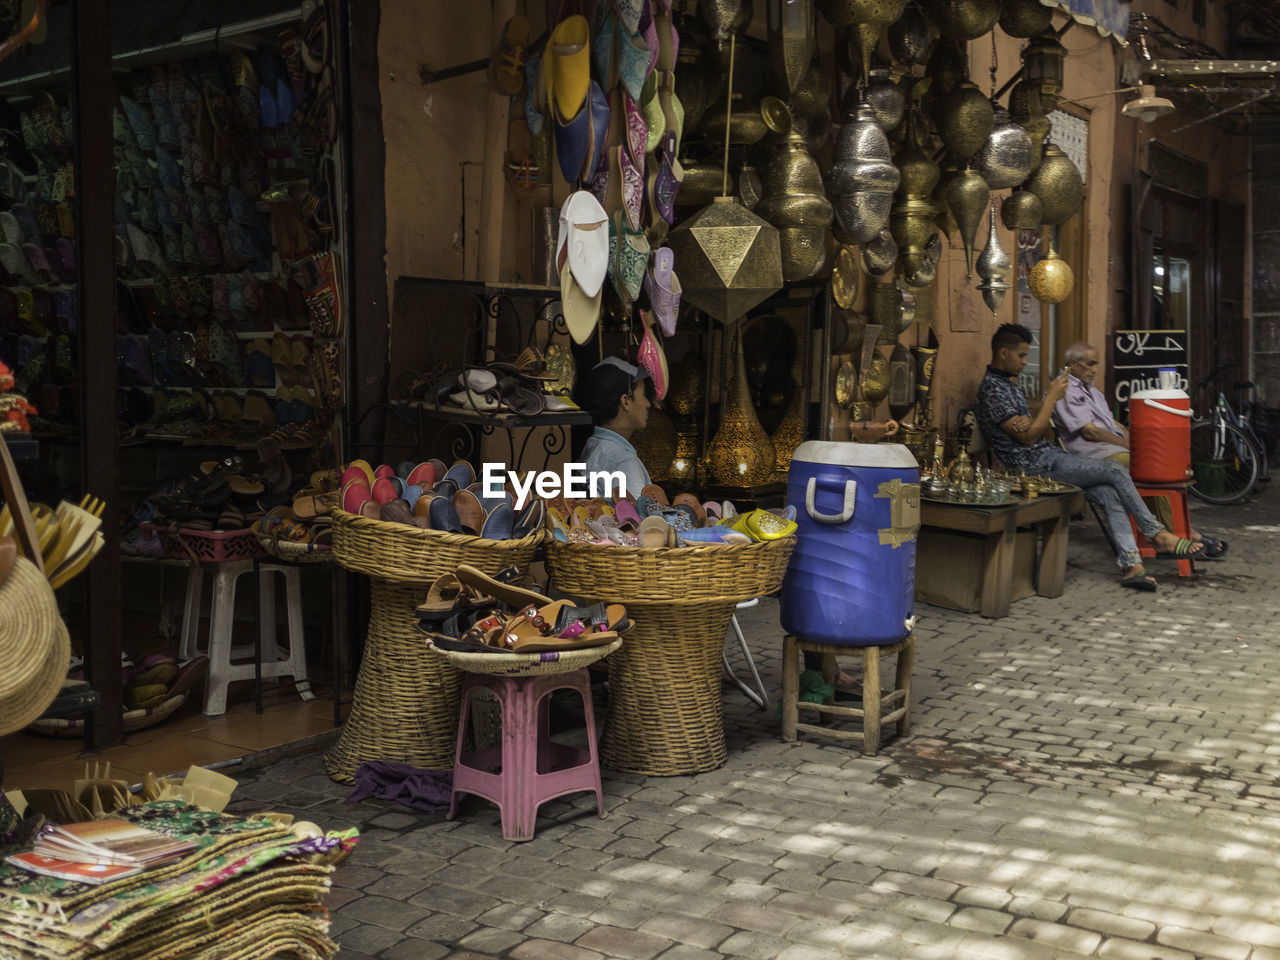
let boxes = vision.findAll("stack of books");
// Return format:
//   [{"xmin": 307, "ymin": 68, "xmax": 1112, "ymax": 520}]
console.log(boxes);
[{"xmin": 6, "ymin": 819, "xmax": 197, "ymax": 884}]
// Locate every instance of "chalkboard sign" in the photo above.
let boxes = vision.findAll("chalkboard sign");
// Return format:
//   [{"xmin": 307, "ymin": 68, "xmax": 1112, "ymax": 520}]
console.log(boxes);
[{"xmin": 1112, "ymin": 329, "xmax": 1188, "ymax": 412}]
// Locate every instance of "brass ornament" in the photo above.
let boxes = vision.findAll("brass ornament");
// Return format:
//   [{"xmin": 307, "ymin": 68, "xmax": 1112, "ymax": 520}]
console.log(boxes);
[
  {"xmin": 975, "ymin": 103, "xmax": 1034, "ymax": 190},
  {"xmin": 670, "ymin": 423, "xmax": 701, "ymax": 481},
  {"xmin": 789, "ymin": 58, "xmax": 832, "ymax": 118},
  {"xmin": 1022, "ymin": 114, "xmax": 1052, "ymax": 173},
  {"xmin": 1025, "ymin": 143, "xmax": 1084, "ymax": 226},
  {"xmin": 708, "ymin": 331, "xmax": 776, "ymax": 485},
  {"xmin": 835, "ymin": 360, "xmax": 858, "ymax": 407},
  {"xmin": 864, "ymin": 68, "xmax": 906, "ymax": 132},
  {"xmin": 667, "ymin": 352, "xmax": 706, "ymax": 418},
  {"xmin": 863, "ymin": 227, "xmax": 898, "ymax": 277},
  {"xmin": 768, "ymin": 0, "xmax": 816, "ymax": 100},
  {"xmin": 889, "ymin": 0, "xmax": 937, "ymax": 66},
  {"xmin": 544, "ymin": 342, "xmax": 577, "ymax": 396},
  {"xmin": 871, "ymin": 280, "xmax": 915, "ymax": 340},
  {"xmin": 946, "ymin": 167, "xmax": 990, "ymax": 278},
  {"xmin": 832, "ymin": 246, "xmax": 859, "ymax": 309},
  {"xmin": 1023, "ymin": 30, "xmax": 1067, "ymax": 109},
  {"xmin": 829, "ymin": 102, "xmax": 901, "ymax": 244},
  {"xmin": 999, "ymin": 0, "xmax": 1053, "ymax": 38},
  {"xmin": 975, "ymin": 200, "xmax": 1012, "ymax": 315},
  {"xmin": 1001, "ymin": 188, "xmax": 1042, "ymax": 230},
  {"xmin": 890, "ymin": 196, "xmax": 940, "ymax": 256},
  {"xmin": 771, "ymin": 383, "xmax": 807, "ymax": 478},
  {"xmin": 937, "ymin": 79, "xmax": 994, "ymax": 162},
  {"xmin": 910, "ymin": 329, "xmax": 938, "ymax": 413},
  {"xmin": 678, "ymin": 158, "xmax": 732, "ymax": 208},
  {"xmin": 1009, "ymin": 79, "xmax": 1047, "ymax": 124},
  {"xmin": 665, "ymin": 197, "xmax": 784, "ymax": 324},
  {"xmin": 894, "ymin": 109, "xmax": 940, "ymax": 199},
  {"xmin": 850, "ymin": 400, "xmax": 876, "ymax": 420},
  {"xmin": 1029, "ymin": 244, "xmax": 1074, "ymax": 304},
  {"xmin": 739, "ymin": 164, "xmax": 763, "ymax": 211},
  {"xmin": 923, "ymin": 0, "xmax": 1001, "ymax": 41},
  {"xmin": 899, "ymin": 231, "xmax": 941, "ymax": 287},
  {"xmin": 700, "ymin": 0, "xmax": 754, "ymax": 47},
  {"xmin": 860, "ymin": 350, "xmax": 891, "ymax": 404},
  {"xmin": 820, "ymin": 0, "xmax": 907, "ymax": 84},
  {"xmin": 759, "ymin": 96, "xmax": 793, "ymax": 135},
  {"xmin": 830, "ymin": 308, "xmax": 867, "ymax": 352},
  {"xmin": 887, "ymin": 341, "xmax": 916, "ymax": 422},
  {"xmin": 756, "ymin": 130, "xmax": 835, "ymax": 282},
  {"xmin": 701, "ymin": 92, "xmax": 770, "ymax": 145}
]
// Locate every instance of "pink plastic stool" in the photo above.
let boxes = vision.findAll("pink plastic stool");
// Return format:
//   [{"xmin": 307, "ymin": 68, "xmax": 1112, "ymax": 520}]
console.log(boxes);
[{"xmin": 447, "ymin": 668, "xmax": 606, "ymax": 842}]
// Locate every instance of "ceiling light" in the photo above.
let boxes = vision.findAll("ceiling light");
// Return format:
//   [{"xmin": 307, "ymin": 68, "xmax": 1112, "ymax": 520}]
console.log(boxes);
[{"xmin": 1122, "ymin": 84, "xmax": 1176, "ymax": 122}]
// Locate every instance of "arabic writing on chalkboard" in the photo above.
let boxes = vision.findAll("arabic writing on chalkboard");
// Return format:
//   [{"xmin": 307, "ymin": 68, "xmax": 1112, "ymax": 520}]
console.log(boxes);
[{"xmin": 1112, "ymin": 329, "xmax": 1188, "ymax": 407}]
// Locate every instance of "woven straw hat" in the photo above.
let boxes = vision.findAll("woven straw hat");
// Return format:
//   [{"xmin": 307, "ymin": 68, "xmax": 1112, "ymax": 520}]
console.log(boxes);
[{"xmin": 0, "ymin": 554, "xmax": 70, "ymax": 736}]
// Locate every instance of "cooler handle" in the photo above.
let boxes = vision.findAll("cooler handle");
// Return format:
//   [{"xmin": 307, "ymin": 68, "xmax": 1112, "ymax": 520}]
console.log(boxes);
[
  {"xmin": 1141, "ymin": 398, "xmax": 1194, "ymax": 418},
  {"xmin": 904, "ymin": 615, "xmax": 916, "ymax": 634},
  {"xmin": 805, "ymin": 477, "xmax": 856, "ymax": 524}
]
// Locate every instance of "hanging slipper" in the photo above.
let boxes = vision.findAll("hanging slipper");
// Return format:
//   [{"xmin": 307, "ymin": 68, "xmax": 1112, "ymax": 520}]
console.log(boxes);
[
  {"xmin": 636, "ymin": 308, "xmax": 668, "ymax": 400},
  {"xmin": 488, "ymin": 15, "xmax": 530, "ymax": 96}
]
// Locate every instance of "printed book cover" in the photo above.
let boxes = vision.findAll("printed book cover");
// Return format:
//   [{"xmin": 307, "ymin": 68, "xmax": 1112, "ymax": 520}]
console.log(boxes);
[
  {"xmin": 5, "ymin": 852, "xmax": 144, "ymax": 885},
  {"xmin": 34, "ymin": 818, "xmax": 196, "ymax": 866}
]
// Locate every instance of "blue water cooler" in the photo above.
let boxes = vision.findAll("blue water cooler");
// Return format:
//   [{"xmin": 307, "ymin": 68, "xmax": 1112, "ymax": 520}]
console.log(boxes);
[{"xmin": 780, "ymin": 441, "xmax": 920, "ymax": 646}]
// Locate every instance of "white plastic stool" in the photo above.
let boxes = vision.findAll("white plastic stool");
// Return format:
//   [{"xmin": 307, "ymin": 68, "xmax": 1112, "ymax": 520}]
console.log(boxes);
[{"xmin": 179, "ymin": 559, "xmax": 315, "ymax": 716}]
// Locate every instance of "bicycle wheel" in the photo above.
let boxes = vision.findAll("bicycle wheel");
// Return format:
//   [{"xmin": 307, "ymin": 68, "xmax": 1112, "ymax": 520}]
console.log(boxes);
[
  {"xmin": 1244, "ymin": 423, "xmax": 1270, "ymax": 483},
  {"xmin": 1189, "ymin": 419, "xmax": 1259, "ymax": 504}
]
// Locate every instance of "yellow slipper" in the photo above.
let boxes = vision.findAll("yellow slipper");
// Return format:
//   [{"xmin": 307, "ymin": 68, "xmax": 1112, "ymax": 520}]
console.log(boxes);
[
  {"xmin": 549, "ymin": 15, "xmax": 591, "ymax": 122},
  {"xmin": 730, "ymin": 508, "xmax": 798, "ymax": 541},
  {"xmin": 561, "ymin": 258, "xmax": 601, "ymax": 345}
]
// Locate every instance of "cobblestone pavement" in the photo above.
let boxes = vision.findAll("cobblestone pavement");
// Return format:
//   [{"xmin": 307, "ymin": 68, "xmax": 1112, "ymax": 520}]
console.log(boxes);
[{"xmin": 234, "ymin": 489, "xmax": 1280, "ymax": 960}]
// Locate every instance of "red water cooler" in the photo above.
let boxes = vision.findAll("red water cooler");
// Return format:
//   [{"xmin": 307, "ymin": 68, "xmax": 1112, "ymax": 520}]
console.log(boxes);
[{"xmin": 1129, "ymin": 388, "xmax": 1193, "ymax": 483}]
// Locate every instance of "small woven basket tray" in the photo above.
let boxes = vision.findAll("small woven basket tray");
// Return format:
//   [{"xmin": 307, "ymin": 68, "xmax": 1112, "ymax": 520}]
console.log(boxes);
[
  {"xmin": 424, "ymin": 637, "xmax": 622, "ymax": 677},
  {"xmin": 27, "ymin": 693, "xmax": 187, "ymax": 738},
  {"xmin": 332, "ymin": 508, "xmax": 544, "ymax": 584}
]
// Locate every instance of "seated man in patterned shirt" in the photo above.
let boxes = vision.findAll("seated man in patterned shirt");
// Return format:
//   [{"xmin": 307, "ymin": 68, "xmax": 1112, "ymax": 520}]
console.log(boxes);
[
  {"xmin": 973, "ymin": 323, "xmax": 1204, "ymax": 591},
  {"xmin": 1051, "ymin": 340, "xmax": 1226, "ymax": 558}
]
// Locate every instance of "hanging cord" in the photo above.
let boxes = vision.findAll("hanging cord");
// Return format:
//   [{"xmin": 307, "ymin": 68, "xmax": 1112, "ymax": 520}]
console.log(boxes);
[{"xmin": 990, "ymin": 32, "xmax": 999, "ymax": 99}]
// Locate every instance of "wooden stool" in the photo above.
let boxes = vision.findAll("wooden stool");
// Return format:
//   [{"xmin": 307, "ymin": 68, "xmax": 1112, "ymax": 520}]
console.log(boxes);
[
  {"xmin": 1129, "ymin": 480, "xmax": 1195, "ymax": 577},
  {"xmin": 780, "ymin": 634, "xmax": 914, "ymax": 755},
  {"xmin": 448, "ymin": 668, "xmax": 605, "ymax": 842}
]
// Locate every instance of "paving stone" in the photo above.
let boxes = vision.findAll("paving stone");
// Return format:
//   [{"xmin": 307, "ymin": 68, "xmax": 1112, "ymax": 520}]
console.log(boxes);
[
  {"xmin": 453, "ymin": 927, "xmax": 526, "ymax": 955},
  {"xmin": 342, "ymin": 895, "xmax": 433, "ymax": 932},
  {"xmin": 379, "ymin": 937, "xmax": 451, "ymax": 960},
  {"xmin": 1007, "ymin": 918, "xmax": 1102, "ymax": 954},
  {"xmin": 1065, "ymin": 907, "xmax": 1157, "ymax": 940},
  {"xmin": 1155, "ymin": 924, "xmax": 1252, "ymax": 959},
  {"xmin": 950, "ymin": 906, "xmax": 1014, "ymax": 934},
  {"xmin": 339, "ymin": 924, "xmax": 405, "ymax": 955},
  {"xmin": 575, "ymin": 925, "xmax": 673, "ymax": 959},
  {"xmin": 508, "ymin": 939, "xmax": 604, "ymax": 960},
  {"xmin": 716, "ymin": 931, "xmax": 791, "ymax": 959},
  {"xmin": 639, "ymin": 914, "xmax": 734, "ymax": 949},
  {"xmin": 653, "ymin": 946, "xmax": 721, "ymax": 960},
  {"xmin": 1097, "ymin": 938, "xmax": 1195, "ymax": 960}
]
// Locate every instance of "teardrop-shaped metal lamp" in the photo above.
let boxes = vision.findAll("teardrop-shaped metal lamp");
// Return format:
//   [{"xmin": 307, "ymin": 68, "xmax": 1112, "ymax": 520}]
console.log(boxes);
[{"xmin": 975, "ymin": 199, "xmax": 1012, "ymax": 315}]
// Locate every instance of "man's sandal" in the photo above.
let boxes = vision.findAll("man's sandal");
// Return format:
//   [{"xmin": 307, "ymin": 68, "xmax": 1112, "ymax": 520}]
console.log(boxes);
[
  {"xmin": 1157, "ymin": 537, "xmax": 1204, "ymax": 559},
  {"xmin": 1120, "ymin": 571, "xmax": 1158, "ymax": 591}
]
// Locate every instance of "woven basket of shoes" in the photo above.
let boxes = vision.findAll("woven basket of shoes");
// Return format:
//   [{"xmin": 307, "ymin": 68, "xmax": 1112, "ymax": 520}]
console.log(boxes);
[
  {"xmin": 544, "ymin": 536, "xmax": 796, "ymax": 776},
  {"xmin": 331, "ymin": 509, "xmax": 544, "ymax": 584},
  {"xmin": 424, "ymin": 637, "xmax": 623, "ymax": 678}
]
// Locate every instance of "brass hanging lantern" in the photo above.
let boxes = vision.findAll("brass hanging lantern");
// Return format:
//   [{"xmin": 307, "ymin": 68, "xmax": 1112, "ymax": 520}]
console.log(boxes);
[
  {"xmin": 1023, "ymin": 30, "xmax": 1067, "ymax": 109},
  {"xmin": 739, "ymin": 163, "xmax": 764, "ymax": 211},
  {"xmin": 829, "ymin": 102, "xmax": 901, "ymax": 244},
  {"xmin": 667, "ymin": 197, "xmax": 784, "ymax": 323},
  {"xmin": 946, "ymin": 167, "xmax": 990, "ymax": 278},
  {"xmin": 1001, "ymin": 188, "xmax": 1042, "ymax": 229},
  {"xmin": 1000, "ymin": 0, "xmax": 1053, "ymax": 38},
  {"xmin": 975, "ymin": 200, "xmax": 1012, "ymax": 315},
  {"xmin": 768, "ymin": 0, "xmax": 816, "ymax": 100},
  {"xmin": 670, "ymin": 422, "xmax": 701, "ymax": 482},
  {"xmin": 757, "ymin": 130, "xmax": 834, "ymax": 281},
  {"xmin": 771, "ymin": 326, "xmax": 807, "ymax": 478},
  {"xmin": 1025, "ymin": 143, "xmax": 1083, "ymax": 225},
  {"xmin": 675, "ymin": 45, "xmax": 723, "ymax": 135},
  {"xmin": 887, "ymin": 342, "xmax": 917, "ymax": 422},
  {"xmin": 900, "ymin": 230, "xmax": 941, "ymax": 287},
  {"xmin": 889, "ymin": 0, "xmax": 936, "ymax": 66},
  {"xmin": 863, "ymin": 227, "xmax": 898, "ymax": 277},
  {"xmin": 975, "ymin": 103, "xmax": 1033, "ymax": 190},
  {"xmin": 708, "ymin": 330, "xmax": 776, "ymax": 485},
  {"xmin": 890, "ymin": 197, "xmax": 940, "ymax": 268},
  {"xmin": 701, "ymin": 93, "xmax": 770, "ymax": 145},
  {"xmin": 789, "ymin": 58, "xmax": 832, "ymax": 117},
  {"xmin": 870, "ymin": 69, "xmax": 906, "ymax": 132},
  {"xmin": 923, "ymin": 0, "xmax": 1001, "ymax": 41},
  {"xmin": 670, "ymin": 34, "xmax": 785, "ymax": 326},
  {"xmin": 895, "ymin": 109, "xmax": 940, "ymax": 199},
  {"xmin": 937, "ymin": 79, "xmax": 994, "ymax": 162},
  {"xmin": 1029, "ymin": 244, "xmax": 1074, "ymax": 304},
  {"xmin": 820, "ymin": 0, "xmax": 907, "ymax": 84},
  {"xmin": 678, "ymin": 158, "xmax": 732, "ymax": 209},
  {"xmin": 700, "ymin": 0, "xmax": 754, "ymax": 47}
]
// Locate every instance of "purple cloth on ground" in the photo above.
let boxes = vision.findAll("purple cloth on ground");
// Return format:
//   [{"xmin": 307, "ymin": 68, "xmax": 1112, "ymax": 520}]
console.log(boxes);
[{"xmin": 347, "ymin": 761, "xmax": 453, "ymax": 811}]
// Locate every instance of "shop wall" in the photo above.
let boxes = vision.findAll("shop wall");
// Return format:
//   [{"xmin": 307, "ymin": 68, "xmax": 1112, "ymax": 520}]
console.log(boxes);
[{"xmin": 1254, "ymin": 119, "xmax": 1280, "ymax": 404}]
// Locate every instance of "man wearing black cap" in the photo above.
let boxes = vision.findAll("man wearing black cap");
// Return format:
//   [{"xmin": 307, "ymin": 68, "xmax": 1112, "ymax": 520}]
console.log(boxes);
[{"xmin": 579, "ymin": 357, "xmax": 653, "ymax": 500}]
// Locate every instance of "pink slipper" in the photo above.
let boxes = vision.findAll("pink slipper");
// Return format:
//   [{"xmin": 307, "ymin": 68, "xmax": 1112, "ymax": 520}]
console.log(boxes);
[{"xmin": 637, "ymin": 309, "xmax": 668, "ymax": 400}]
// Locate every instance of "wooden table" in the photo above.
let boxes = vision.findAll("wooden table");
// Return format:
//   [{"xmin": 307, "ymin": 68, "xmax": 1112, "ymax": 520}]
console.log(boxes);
[{"xmin": 920, "ymin": 492, "xmax": 1085, "ymax": 619}]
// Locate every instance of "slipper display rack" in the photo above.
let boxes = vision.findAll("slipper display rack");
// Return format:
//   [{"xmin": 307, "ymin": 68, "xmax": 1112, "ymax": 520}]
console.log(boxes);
[
  {"xmin": 545, "ymin": 535, "xmax": 796, "ymax": 775},
  {"xmin": 384, "ymin": 277, "xmax": 591, "ymax": 472},
  {"xmin": 323, "ymin": 507, "xmax": 545, "ymax": 783}
]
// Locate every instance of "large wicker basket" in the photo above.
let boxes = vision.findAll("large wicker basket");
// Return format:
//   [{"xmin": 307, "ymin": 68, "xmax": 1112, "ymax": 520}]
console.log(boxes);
[
  {"xmin": 331, "ymin": 509, "xmax": 543, "ymax": 584},
  {"xmin": 545, "ymin": 537, "xmax": 796, "ymax": 776},
  {"xmin": 323, "ymin": 509, "xmax": 546, "ymax": 784}
]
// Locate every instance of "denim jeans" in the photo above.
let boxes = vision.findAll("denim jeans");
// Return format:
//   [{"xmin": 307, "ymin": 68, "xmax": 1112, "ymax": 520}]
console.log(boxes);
[{"xmin": 1029, "ymin": 447, "xmax": 1165, "ymax": 570}]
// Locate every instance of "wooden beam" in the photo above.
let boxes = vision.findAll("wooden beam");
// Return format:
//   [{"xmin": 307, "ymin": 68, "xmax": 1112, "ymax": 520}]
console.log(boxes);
[
  {"xmin": 73, "ymin": 0, "xmax": 122, "ymax": 749},
  {"xmin": 478, "ymin": 0, "xmax": 515, "ymax": 281}
]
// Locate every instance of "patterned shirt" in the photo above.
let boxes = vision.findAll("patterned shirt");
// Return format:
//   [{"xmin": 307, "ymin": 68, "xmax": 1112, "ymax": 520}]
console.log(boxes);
[
  {"xmin": 974, "ymin": 365, "xmax": 1051, "ymax": 471},
  {"xmin": 1053, "ymin": 377, "xmax": 1125, "ymax": 460},
  {"xmin": 580, "ymin": 427, "xmax": 651, "ymax": 500}
]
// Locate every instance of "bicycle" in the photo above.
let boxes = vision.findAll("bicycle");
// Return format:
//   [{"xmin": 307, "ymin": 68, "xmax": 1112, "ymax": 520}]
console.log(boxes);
[{"xmin": 1188, "ymin": 363, "xmax": 1268, "ymax": 504}]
